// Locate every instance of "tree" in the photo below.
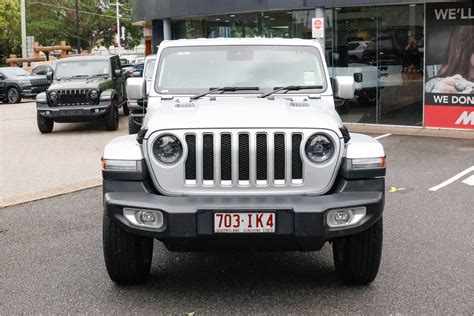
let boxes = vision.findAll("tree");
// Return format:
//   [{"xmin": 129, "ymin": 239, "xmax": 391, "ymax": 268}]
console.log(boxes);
[
  {"xmin": 26, "ymin": 0, "xmax": 142, "ymax": 52},
  {"xmin": 0, "ymin": 0, "xmax": 21, "ymax": 65}
]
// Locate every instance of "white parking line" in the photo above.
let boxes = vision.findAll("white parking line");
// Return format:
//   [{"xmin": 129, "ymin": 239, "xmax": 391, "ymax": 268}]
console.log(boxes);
[
  {"xmin": 462, "ymin": 175, "xmax": 474, "ymax": 186},
  {"xmin": 375, "ymin": 133, "xmax": 392, "ymax": 140},
  {"xmin": 429, "ymin": 166, "xmax": 474, "ymax": 192}
]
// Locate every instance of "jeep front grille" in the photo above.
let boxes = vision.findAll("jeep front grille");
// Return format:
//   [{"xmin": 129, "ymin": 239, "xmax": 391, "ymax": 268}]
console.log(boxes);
[
  {"xmin": 31, "ymin": 78, "xmax": 49, "ymax": 86},
  {"xmin": 50, "ymin": 89, "xmax": 96, "ymax": 106},
  {"xmin": 145, "ymin": 129, "xmax": 343, "ymax": 196},
  {"xmin": 184, "ymin": 132, "xmax": 302, "ymax": 186}
]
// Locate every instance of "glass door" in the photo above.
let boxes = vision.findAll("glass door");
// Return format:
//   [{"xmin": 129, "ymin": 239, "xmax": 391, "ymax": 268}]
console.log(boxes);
[
  {"xmin": 377, "ymin": 4, "xmax": 424, "ymax": 125},
  {"xmin": 327, "ymin": 7, "xmax": 379, "ymax": 124}
]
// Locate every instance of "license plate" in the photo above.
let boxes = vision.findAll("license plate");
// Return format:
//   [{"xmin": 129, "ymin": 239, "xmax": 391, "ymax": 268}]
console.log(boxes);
[{"xmin": 214, "ymin": 212, "xmax": 275, "ymax": 233}]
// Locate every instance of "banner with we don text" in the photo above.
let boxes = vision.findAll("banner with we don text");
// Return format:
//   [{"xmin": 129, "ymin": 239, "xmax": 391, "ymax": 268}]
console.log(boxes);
[{"xmin": 424, "ymin": 2, "xmax": 473, "ymax": 129}]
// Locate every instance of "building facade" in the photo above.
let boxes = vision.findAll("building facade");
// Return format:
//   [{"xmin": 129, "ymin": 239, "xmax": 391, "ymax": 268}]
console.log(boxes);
[{"xmin": 133, "ymin": 0, "xmax": 473, "ymax": 130}]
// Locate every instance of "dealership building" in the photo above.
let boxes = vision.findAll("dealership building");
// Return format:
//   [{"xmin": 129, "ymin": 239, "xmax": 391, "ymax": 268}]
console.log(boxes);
[{"xmin": 132, "ymin": 0, "xmax": 473, "ymax": 130}]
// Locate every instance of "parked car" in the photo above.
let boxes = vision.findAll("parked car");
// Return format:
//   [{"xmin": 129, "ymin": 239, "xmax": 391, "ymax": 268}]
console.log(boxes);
[
  {"xmin": 35, "ymin": 55, "xmax": 129, "ymax": 133},
  {"xmin": 102, "ymin": 38, "xmax": 386, "ymax": 285},
  {"xmin": 31, "ymin": 64, "xmax": 55, "ymax": 76},
  {"xmin": 127, "ymin": 54, "xmax": 156, "ymax": 134},
  {"xmin": 347, "ymin": 40, "xmax": 368, "ymax": 61},
  {"xmin": 0, "ymin": 67, "xmax": 49, "ymax": 104},
  {"xmin": 130, "ymin": 61, "xmax": 144, "ymax": 77}
]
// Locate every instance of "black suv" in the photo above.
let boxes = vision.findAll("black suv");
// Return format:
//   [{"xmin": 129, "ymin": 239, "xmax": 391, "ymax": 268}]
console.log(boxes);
[
  {"xmin": 36, "ymin": 55, "xmax": 129, "ymax": 133},
  {"xmin": 0, "ymin": 67, "xmax": 49, "ymax": 104}
]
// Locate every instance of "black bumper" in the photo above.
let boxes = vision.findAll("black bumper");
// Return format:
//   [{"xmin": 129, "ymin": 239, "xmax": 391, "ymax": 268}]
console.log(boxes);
[
  {"xmin": 37, "ymin": 101, "xmax": 112, "ymax": 122},
  {"xmin": 104, "ymin": 178, "xmax": 384, "ymax": 251}
]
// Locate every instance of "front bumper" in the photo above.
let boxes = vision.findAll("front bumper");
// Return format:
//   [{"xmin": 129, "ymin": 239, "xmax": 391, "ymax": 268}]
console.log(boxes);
[
  {"xmin": 37, "ymin": 101, "xmax": 112, "ymax": 122},
  {"xmin": 104, "ymin": 178, "xmax": 384, "ymax": 251}
]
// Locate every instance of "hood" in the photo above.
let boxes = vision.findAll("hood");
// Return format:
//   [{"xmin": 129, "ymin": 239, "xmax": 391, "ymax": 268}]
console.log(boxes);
[
  {"xmin": 48, "ymin": 77, "xmax": 110, "ymax": 91},
  {"xmin": 13, "ymin": 74, "xmax": 46, "ymax": 81},
  {"xmin": 144, "ymin": 96, "xmax": 343, "ymax": 134}
]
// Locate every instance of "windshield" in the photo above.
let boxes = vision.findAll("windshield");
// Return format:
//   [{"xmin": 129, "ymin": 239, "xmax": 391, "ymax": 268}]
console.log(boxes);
[
  {"xmin": 55, "ymin": 60, "xmax": 110, "ymax": 79},
  {"xmin": 1, "ymin": 67, "xmax": 30, "ymax": 77},
  {"xmin": 144, "ymin": 59, "xmax": 155, "ymax": 80},
  {"xmin": 155, "ymin": 45, "xmax": 327, "ymax": 95}
]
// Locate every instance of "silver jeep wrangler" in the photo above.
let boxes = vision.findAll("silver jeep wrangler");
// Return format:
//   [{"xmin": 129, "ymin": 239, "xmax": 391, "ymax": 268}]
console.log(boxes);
[{"xmin": 102, "ymin": 38, "xmax": 386, "ymax": 285}]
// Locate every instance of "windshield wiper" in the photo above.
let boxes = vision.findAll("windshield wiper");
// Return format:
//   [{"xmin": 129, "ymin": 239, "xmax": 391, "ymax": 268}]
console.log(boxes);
[
  {"xmin": 258, "ymin": 85, "xmax": 323, "ymax": 98},
  {"xmin": 71, "ymin": 74, "xmax": 89, "ymax": 78},
  {"xmin": 88, "ymin": 74, "xmax": 109, "ymax": 79},
  {"xmin": 190, "ymin": 86, "xmax": 259, "ymax": 100}
]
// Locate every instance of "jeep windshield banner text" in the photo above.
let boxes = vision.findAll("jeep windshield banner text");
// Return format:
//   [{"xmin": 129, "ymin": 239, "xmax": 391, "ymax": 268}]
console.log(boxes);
[{"xmin": 424, "ymin": 1, "xmax": 474, "ymax": 129}]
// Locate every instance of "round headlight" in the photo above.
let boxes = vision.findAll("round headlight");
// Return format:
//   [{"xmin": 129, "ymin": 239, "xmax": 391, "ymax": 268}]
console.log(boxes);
[
  {"xmin": 153, "ymin": 134, "xmax": 183, "ymax": 164},
  {"xmin": 88, "ymin": 89, "xmax": 99, "ymax": 99},
  {"xmin": 49, "ymin": 91, "xmax": 57, "ymax": 100},
  {"xmin": 305, "ymin": 134, "xmax": 335, "ymax": 163}
]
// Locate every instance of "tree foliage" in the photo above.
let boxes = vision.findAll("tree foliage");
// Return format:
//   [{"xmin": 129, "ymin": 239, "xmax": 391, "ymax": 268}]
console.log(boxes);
[
  {"xmin": 26, "ymin": 0, "xmax": 142, "ymax": 52},
  {"xmin": 0, "ymin": 0, "xmax": 21, "ymax": 64}
]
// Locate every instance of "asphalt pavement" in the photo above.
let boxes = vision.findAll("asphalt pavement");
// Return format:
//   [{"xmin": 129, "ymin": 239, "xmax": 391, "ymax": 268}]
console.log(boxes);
[{"xmin": 0, "ymin": 134, "xmax": 473, "ymax": 314}]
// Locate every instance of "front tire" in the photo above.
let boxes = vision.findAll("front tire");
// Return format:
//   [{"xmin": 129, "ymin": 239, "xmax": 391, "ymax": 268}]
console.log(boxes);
[
  {"xmin": 105, "ymin": 102, "xmax": 119, "ymax": 131},
  {"xmin": 6, "ymin": 87, "xmax": 21, "ymax": 104},
  {"xmin": 122, "ymin": 103, "xmax": 130, "ymax": 116},
  {"xmin": 128, "ymin": 115, "xmax": 141, "ymax": 134},
  {"xmin": 37, "ymin": 112, "xmax": 54, "ymax": 133},
  {"xmin": 333, "ymin": 217, "xmax": 383, "ymax": 285},
  {"xmin": 103, "ymin": 208, "xmax": 153, "ymax": 284}
]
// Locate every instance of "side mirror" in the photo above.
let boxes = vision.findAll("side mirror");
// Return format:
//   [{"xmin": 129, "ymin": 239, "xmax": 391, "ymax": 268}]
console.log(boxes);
[
  {"xmin": 126, "ymin": 77, "xmax": 146, "ymax": 100},
  {"xmin": 114, "ymin": 69, "xmax": 122, "ymax": 77},
  {"xmin": 46, "ymin": 71, "xmax": 54, "ymax": 82},
  {"xmin": 333, "ymin": 76, "xmax": 355, "ymax": 100}
]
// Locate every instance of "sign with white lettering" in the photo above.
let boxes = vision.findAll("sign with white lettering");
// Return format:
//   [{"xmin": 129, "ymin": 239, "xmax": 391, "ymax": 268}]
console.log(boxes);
[{"xmin": 424, "ymin": 1, "xmax": 473, "ymax": 130}]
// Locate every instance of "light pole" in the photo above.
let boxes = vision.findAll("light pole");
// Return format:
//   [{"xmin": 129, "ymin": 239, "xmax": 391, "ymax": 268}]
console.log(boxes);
[
  {"xmin": 21, "ymin": 0, "xmax": 27, "ymax": 66},
  {"xmin": 76, "ymin": 0, "xmax": 80, "ymax": 53},
  {"xmin": 116, "ymin": 1, "xmax": 121, "ymax": 57}
]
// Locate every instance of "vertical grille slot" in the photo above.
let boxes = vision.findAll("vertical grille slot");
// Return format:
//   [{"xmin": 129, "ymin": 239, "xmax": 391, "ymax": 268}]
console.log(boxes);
[
  {"xmin": 185, "ymin": 135, "xmax": 196, "ymax": 181},
  {"xmin": 221, "ymin": 134, "xmax": 232, "ymax": 181},
  {"xmin": 238, "ymin": 134, "xmax": 250, "ymax": 181},
  {"xmin": 256, "ymin": 133, "xmax": 267, "ymax": 181},
  {"xmin": 202, "ymin": 134, "xmax": 214, "ymax": 182},
  {"xmin": 274, "ymin": 133, "xmax": 285, "ymax": 181},
  {"xmin": 292, "ymin": 134, "xmax": 303, "ymax": 180}
]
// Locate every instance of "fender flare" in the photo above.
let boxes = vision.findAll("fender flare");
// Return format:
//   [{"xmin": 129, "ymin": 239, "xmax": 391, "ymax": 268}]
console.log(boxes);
[{"xmin": 100, "ymin": 89, "xmax": 118, "ymax": 106}]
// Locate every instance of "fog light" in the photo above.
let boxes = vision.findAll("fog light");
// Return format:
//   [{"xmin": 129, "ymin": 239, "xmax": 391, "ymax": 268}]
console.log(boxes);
[
  {"xmin": 46, "ymin": 111, "xmax": 51, "ymax": 115},
  {"xmin": 139, "ymin": 211, "xmax": 156, "ymax": 223},
  {"xmin": 95, "ymin": 108, "xmax": 99, "ymax": 113},
  {"xmin": 334, "ymin": 210, "xmax": 351, "ymax": 224},
  {"xmin": 326, "ymin": 207, "xmax": 366, "ymax": 228},
  {"xmin": 123, "ymin": 207, "xmax": 164, "ymax": 228}
]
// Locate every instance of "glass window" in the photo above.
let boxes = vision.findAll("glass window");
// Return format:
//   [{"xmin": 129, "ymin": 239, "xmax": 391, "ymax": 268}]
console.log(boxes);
[
  {"xmin": 326, "ymin": 4, "xmax": 424, "ymax": 126},
  {"xmin": 55, "ymin": 60, "xmax": 111, "ymax": 79},
  {"xmin": 0, "ymin": 67, "xmax": 30, "ymax": 77},
  {"xmin": 144, "ymin": 59, "xmax": 155, "ymax": 80},
  {"xmin": 155, "ymin": 45, "xmax": 327, "ymax": 95}
]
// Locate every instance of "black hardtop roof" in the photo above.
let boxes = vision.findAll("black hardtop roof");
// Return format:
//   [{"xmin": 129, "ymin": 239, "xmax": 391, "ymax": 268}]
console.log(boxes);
[{"xmin": 56, "ymin": 55, "xmax": 117, "ymax": 63}]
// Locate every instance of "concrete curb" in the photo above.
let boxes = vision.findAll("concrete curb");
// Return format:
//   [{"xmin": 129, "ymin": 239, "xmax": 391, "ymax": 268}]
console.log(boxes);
[
  {"xmin": 0, "ymin": 177, "xmax": 102, "ymax": 209},
  {"xmin": 345, "ymin": 123, "xmax": 474, "ymax": 139}
]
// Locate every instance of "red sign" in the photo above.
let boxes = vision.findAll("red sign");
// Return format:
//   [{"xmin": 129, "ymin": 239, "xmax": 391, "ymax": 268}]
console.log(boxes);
[
  {"xmin": 425, "ymin": 105, "xmax": 474, "ymax": 129},
  {"xmin": 314, "ymin": 19, "xmax": 323, "ymax": 29},
  {"xmin": 311, "ymin": 18, "xmax": 324, "ymax": 39}
]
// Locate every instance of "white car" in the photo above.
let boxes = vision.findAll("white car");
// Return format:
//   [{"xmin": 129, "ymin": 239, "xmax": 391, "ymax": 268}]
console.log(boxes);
[
  {"xmin": 102, "ymin": 38, "xmax": 386, "ymax": 285},
  {"xmin": 347, "ymin": 41, "xmax": 368, "ymax": 60}
]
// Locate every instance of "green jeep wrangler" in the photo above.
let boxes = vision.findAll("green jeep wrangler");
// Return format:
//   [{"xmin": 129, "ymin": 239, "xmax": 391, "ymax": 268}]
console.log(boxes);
[{"xmin": 36, "ymin": 55, "xmax": 129, "ymax": 133}]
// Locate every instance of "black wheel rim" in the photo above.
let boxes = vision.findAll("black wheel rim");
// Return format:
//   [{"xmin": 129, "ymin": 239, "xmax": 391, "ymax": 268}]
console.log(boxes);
[{"xmin": 8, "ymin": 89, "xmax": 19, "ymax": 103}]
